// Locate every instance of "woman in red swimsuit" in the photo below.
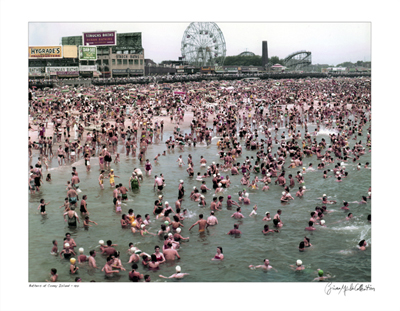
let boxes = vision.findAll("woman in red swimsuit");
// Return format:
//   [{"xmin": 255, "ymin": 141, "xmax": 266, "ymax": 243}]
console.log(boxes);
[
  {"xmin": 153, "ymin": 246, "xmax": 165, "ymax": 263},
  {"xmin": 212, "ymin": 246, "xmax": 224, "ymax": 260}
]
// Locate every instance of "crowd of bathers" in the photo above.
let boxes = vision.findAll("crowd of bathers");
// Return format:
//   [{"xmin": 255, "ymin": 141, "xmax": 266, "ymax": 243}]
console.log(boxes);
[{"xmin": 29, "ymin": 76, "xmax": 371, "ymax": 282}]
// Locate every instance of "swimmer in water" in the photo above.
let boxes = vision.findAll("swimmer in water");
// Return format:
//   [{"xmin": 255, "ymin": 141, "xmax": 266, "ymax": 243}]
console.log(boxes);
[
  {"xmin": 312, "ymin": 269, "xmax": 331, "ymax": 281},
  {"xmin": 249, "ymin": 205, "xmax": 258, "ymax": 217},
  {"xmin": 289, "ymin": 260, "xmax": 305, "ymax": 271},
  {"xmin": 38, "ymin": 198, "xmax": 50, "ymax": 215},
  {"xmin": 83, "ymin": 215, "xmax": 98, "ymax": 228},
  {"xmin": 50, "ymin": 240, "xmax": 58, "ymax": 255},
  {"xmin": 98, "ymin": 170, "xmax": 108, "ymax": 190},
  {"xmin": 358, "ymin": 239, "xmax": 367, "ymax": 251},
  {"xmin": 305, "ymin": 221, "xmax": 316, "ymax": 231},
  {"xmin": 188, "ymin": 214, "xmax": 207, "ymax": 232},
  {"xmin": 262, "ymin": 224, "xmax": 279, "ymax": 234},
  {"xmin": 249, "ymin": 259, "xmax": 277, "ymax": 271},
  {"xmin": 46, "ymin": 268, "xmax": 58, "ymax": 282},
  {"xmin": 102, "ymin": 256, "xmax": 120, "ymax": 277},
  {"xmin": 340, "ymin": 201, "xmax": 350, "ymax": 210},
  {"xmin": 231, "ymin": 207, "xmax": 245, "ymax": 219},
  {"xmin": 263, "ymin": 212, "xmax": 271, "ymax": 221},
  {"xmin": 69, "ymin": 258, "xmax": 79, "ymax": 274},
  {"xmin": 318, "ymin": 194, "xmax": 337, "ymax": 204},
  {"xmin": 212, "ymin": 246, "xmax": 224, "ymax": 260},
  {"xmin": 159, "ymin": 265, "xmax": 189, "ymax": 279},
  {"xmin": 140, "ymin": 224, "xmax": 156, "ymax": 237}
]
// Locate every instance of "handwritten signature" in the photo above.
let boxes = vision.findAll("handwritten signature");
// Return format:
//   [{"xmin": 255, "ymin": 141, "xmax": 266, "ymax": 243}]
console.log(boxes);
[{"xmin": 324, "ymin": 282, "xmax": 375, "ymax": 296}]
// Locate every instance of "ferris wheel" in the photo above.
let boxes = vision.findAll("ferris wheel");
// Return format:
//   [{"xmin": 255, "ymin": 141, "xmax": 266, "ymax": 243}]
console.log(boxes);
[{"xmin": 181, "ymin": 22, "xmax": 226, "ymax": 67}]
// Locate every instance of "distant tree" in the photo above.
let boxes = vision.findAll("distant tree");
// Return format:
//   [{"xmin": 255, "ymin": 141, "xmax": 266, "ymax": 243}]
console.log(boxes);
[
  {"xmin": 269, "ymin": 56, "xmax": 284, "ymax": 65},
  {"xmin": 215, "ymin": 55, "xmax": 262, "ymax": 66},
  {"xmin": 337, "ymin": 62, "xmax": 354, "ymax": 68}
]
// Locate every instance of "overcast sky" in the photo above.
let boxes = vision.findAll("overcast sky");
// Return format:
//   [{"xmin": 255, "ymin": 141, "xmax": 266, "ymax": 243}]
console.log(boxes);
[{"xmin": 29, "ymin": 22, "xmax": 370, "ymax": 66}]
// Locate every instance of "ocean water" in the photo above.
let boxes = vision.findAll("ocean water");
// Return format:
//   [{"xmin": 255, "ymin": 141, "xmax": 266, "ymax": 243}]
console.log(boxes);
[{"xmin": 28, "ymin": 117, "xmax": 371, "ymax": 283}]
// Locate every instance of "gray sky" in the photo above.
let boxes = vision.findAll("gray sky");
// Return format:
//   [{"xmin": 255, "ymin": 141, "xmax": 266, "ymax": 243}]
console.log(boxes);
[{"xmin": 29, "ymin": 22, "xmax": 370, "ymax": 66}]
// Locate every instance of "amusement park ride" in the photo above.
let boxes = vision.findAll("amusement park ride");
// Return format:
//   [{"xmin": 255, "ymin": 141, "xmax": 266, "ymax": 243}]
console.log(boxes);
[
  {"xmin": 283, "ymin": 50, "xmax": 312, "ymax": 70},
  {"xmin": 180, "ymin": 22, "xmax": 312, "ymax": 71},
  {"xmin": 181, "ymin": 22, "xmax": 226, "ymax": 67}
]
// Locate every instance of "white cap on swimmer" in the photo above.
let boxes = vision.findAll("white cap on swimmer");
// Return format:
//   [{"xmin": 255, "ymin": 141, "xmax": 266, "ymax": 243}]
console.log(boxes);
[
  {"xmin": 79, "ymin": 248, "xmax": 84, "ymax": 253},
  {"xmin": 282, "ymin": 191, "xmax": 286, "ymax": 195},
  {"xmin": 168, "ymin": 233, "xmax": 173, "ymax": 237},
  {"xmin": 180, "ymin": 180, "xmax": 184, "ymax": 183},
  {"xmin": 320, "ymin": 220, "xmax": 325, "ymax": 225},
  {"xmin": 175, "ymin": 265, "xmax": 181, "ymax": 272},
  {"xmin": 296, "ymin": 260, "xmax": 302, "ymax": 266},
  {"xmin": 193, "ymin": 186, "xmax": 196, "ymax": 189},
  {"xmin": 165, "ymin": 201, "xmax": 169, "ymax": 205},
  {"xmin": 299, "ymin": 173, "xmax": 302, "ymax": 176},
  {"xmin": 99, "ymin": 240, "xmax": 104, "ymax": 245},
  {"xmin": 323, "ymin": 194, "xmax": 326, "ymax": 197},
  {"xmin": 158, "ymin": 195, "xmax": 163, "ymax": 199},
  {"xmin": 176, "ymin": 228, "xmax": 181, "ymax": 233}
]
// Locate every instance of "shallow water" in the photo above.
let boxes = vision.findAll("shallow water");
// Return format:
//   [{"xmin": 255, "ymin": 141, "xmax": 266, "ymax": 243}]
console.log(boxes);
[{"xmin": 29, "ymin": 118, "xmax": 371, "ymax": 282}]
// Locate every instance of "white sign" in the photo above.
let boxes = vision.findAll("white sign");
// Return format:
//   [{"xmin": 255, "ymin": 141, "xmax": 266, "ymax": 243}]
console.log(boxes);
[
  {"xmin": 46, "ymin": 67, "xmax": 79, "ymax": 73},
  {"xmin": 29, "ymin": 67, "xmax": 45, "ymax": 74},
  {"xmin": 79, "ymin": 65, "xmax": 97, "ymax": 71}
]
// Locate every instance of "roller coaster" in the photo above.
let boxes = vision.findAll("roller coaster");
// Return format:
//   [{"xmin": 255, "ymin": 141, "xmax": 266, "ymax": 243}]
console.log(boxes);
[{"xmin": 284, "ymin": 50, "xmax": 312, "ymax": 70}]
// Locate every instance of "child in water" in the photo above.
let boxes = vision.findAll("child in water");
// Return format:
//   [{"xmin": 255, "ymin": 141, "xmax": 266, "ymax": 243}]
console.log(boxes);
[
  {"xmin": 114, "ymin": 153, "xmax": 120, "ymax": 164},
  {"xmin": 38, "ymin": 199, "xmax": 50, "ymax": 215}
]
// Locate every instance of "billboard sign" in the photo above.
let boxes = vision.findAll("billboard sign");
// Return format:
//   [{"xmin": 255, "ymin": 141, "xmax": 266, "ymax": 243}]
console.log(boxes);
[
  {"xmin": 112, "ymin": 69, "xmax": 143, "ymax": 74},
  {"xmin": 46, "ymin": 67, "xmax": 79, "ymax": 73},
  {"xmin": 63, "ymin": 45, "xmax": 78, "ymax": 58},
  {"xmin": 29, "ymin": 67, "xmax": 45, "ymax": 74},
  {"xmin": 79, "ymin": 65, "xmax": 97, "ymax": 71},
  {"xmin": 57, "ymin": 71, "xmax": 79, "ymax": 75},
  {"xmin": 83, "ymin": 31, "xmax": 117, "ymax": 46},
  {"xmin": 29, "ymin": 46, "xmax": 62, "ymax": 58},
  {"xmin": 79, "ymin": 46, "xmax": 97, "ymax": 60}
]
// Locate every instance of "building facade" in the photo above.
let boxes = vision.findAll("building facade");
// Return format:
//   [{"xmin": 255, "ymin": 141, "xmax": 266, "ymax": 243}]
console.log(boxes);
[{"xmin": 29, "ymin": 32, "xmax": 145, "ymax": 79}]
